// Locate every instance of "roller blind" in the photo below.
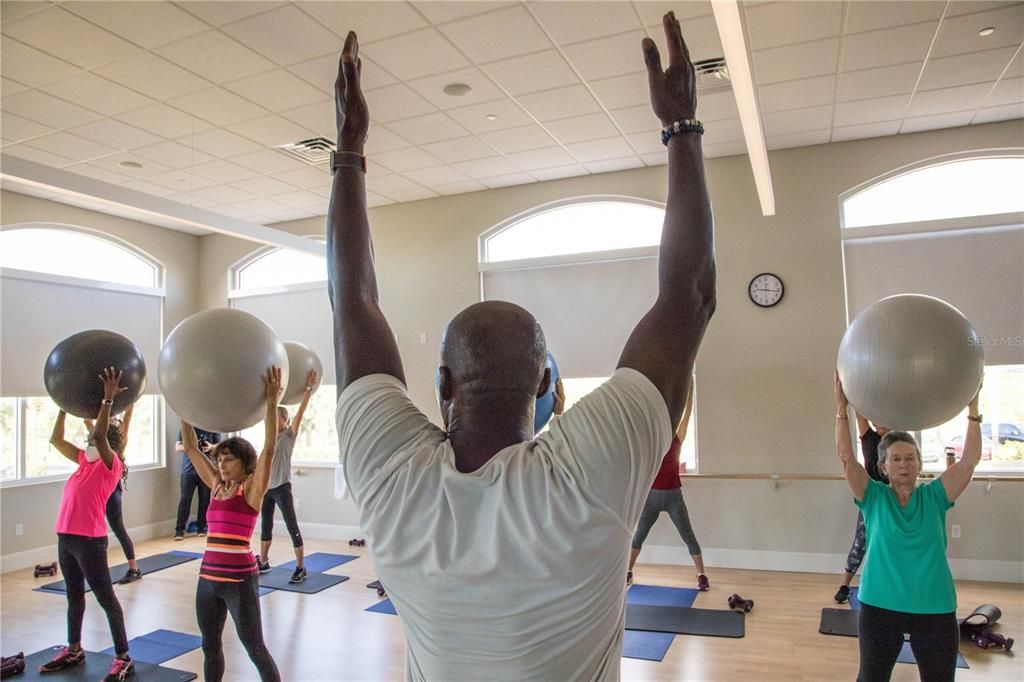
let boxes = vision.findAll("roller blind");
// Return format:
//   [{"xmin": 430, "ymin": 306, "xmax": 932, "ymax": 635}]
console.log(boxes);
[
  {"xmin": 843, "ymin": 226, "xmax": 1024, "ymax": 366},
  {"xmin": 230, "ymin": 286, "xmax": 335, "ymax": 386},
  {"xmin": 0, "ymin": 272, "xmax": 163, "ymax": 396},
  {"xmin": 482, "ymin": 257, "xmax": 658, "ymax": 378}
]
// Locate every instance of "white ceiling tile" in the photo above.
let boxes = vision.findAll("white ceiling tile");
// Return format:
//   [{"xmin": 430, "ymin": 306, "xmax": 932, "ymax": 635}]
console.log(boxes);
[
  {"xmin": 1, "ymin": 1, "xmax": 51, "ymax": 24},
  {"xmin": 1006, "ymin": 50, "xmax": 1024, "ymax": 80},
  {"xmin": 387, "ymin": 112, "xmax": 468, "ymax": 145},
  {"xmin": 265, "ymin": 207, "xmax": 318, "ymax": 223},
  {"xmin": 482, "ymin": 50, "xmax": 580, "ymax": 96},
  {"xmin": 431, "ymin": 179, "xmax": 488, "ymax": 196},
  {"xmin": 506, "ymin": 146, "xmax": 577, "ymax": 170},
  {"xmin": 155, "ymin": 30, "xmax": 277, "ymax": 84},
  {"xmin": 402, "ymin": 165, "xmax": 469, "ymax": 186},
  {"xmin": 224, "ymin": 70, "xmax": 326, "ymax": 112},
  {"xmin": 228, "ymin": 148, "xmax": 307, "ymax": 174},
  {"xmin": 545, "ymin": 112, "xmax": 619, "ymax": 144},
  {"xmin": 447, "ymin": 98, "xmax": 533, "ymax": 132},
  {"xmin": 141, "ymin": 169, "xmax": 218, "ymax": 192},
  {"xmin": 754, "ymin": 39, "xmax": 840, "ymax": 85},
  {"xmin": 225, "ymin": 197, "xmax": 289, "ymax": 215},
  {"xmin": 38, "ymin": 72, "xmax": 155, "ymax": 116},
  {"xmin": 0, "ymin": 111, "xmax": 54, "ymax": 143},
  {"xmin": 119, "ymin": 179, "xmax": 178, "ymax": 197},
  {"xmin": 518, "ymin": 84, "xmax": 601, "ymax": 122},
  {"xmin": 763, "ymin": 104, "xmax": 833, "ymax": 136},
  {"xmin": 365, "ymin": 125, "xmax": 414, "ymax": 154},
  {"xmin": 374, "ymin": 147, "xmax": 442, "ymax": 172},
  {"xmin": 609, "ymin": 104, "xmax": 661, "ymax": 134},
  {"xmin": 190, "ymin": 184, "xmax": 259, "ymax": 205},
  {"xmin": 563, "ymin": 136, "xmax": 634, "ymax": 162},
  {"xmin": 133, "ymin": 140, "xmax": 215, "ymax": 169},
  {"xmin": 563, "ymin": 30, "xmax": 647, "ymax": 82},
  {"xmin": 701, "ymin": 140, "xmax": 748, "ymax": 158},
  {"xmin": 931, "ymin": 4, "xmax": 1024, "ymax": 58},
  {"xmin": 589, "ymin": 71, "xmax": 649, "ymax": 111},
  {"xmin": 2, "ymin": 89, "xmax": 101, "ymax": 129},
  {"xmin": 67, "ymin": 118, "xmax": 161, "ymax": 150},
  {"xmin": 640, "ymin": 151, "xmax": 667, "ymax": 166},
  {"xmin": 62, "ymin": 162, "xmax": 131, "ymax": 185},
  {"xmin": 837, "ymin": 62, "xmax": 924, "ymax": 102},
  {"xmin": 479, "ymin": 124, "xmax": 556, "ymax": 153},
  {"xmin": 365, "ymin": 191, "xmax": 395, "ymax": 207},
  {"xmin": 366, "ymin": 173, "xmax": 423, "ymax": 195},
  {"xmin": 387, "ymin": 187, "xmax": 440, "ymax": 203},
  {"xmin": 946, "ymin": 1, "xmax": 1019, "ymax": 18},
  {"xmin": 232, "ymin": 115, "xmax": 315, "ymax": 148},
  {"xmin": 1, "ymin": 77, "xmax": 29, "ymax": 96},
  {"xmin": 95, "ymin": 53, "xmax": 211, "ymax": 100},
  {"xmin": 758, "ymin": 75, "xmax": 836, "ymax": 114},
  {"xmin": 972, "ymin": 101, "xmax": 1024, "ymax": 124},
  {"xmin": 845, "ymin": 1, "xmax": 944, "ymax": 34},
  {"xmin": 280, "ymin": 100, "xmax": 335, "ymax": 137},
  {"xmin": 84, "ymin": 152, "xmax": 171, "ymax": 179},
  {"xmin": 4, "ymin": 143, "xmax": 76, "ymax": 167},
  {"xmin": 363, "ymin": 28, "xmax": 469, "ymax": 80},
  {"xmin": 530, "ymin": 2, "xmax": 643, "ymax": 45},
  {"xmin": 650, "ymin": 14, "xmax": 723, "ymax": 63},
  {"xmin": 830, "ymin": 120, "xmax": 902, "ymax": 142},
  {"xmin": 919, "ymin": 46, "xmax": 1019, "ymax": 91},
  {"xmin": 702, "ymin": 118, "xmax": 744, "ymax": 145},
  {"xmin": 190, "ymin": 159, "xmax": 261, "ymax": 183},
  {"xmin": 22, "ymin": 130, "xmax": 118, "ymax": 162},
  {"xmin": 765, "ymin": 129, "xmax": 831, "ymax": 150},
  {"xmin": 220, "ymin": 5, "xmax": 339, "ymax": 66},
  {"xmin": 583, "ymin": 155, "xmax": 644, "ymax": 174},
  {"xmin": 0, "ymin": 37, "xmax": 80, "ymax": 86},
  {"xmin": 452, "ymin": 155, "xmax": 520, "ymax": 177},
  {"xmin": 274, "ymin": 165, "xmax": 331, "ymax": 189},
  {"xmin": 833, "ymin": 94, "xmax": 912, "ymax": 127},
  {"xmin": 421, "ymin": 135, "xmax": 496, "ymax": 163},
  {"xmin": 984, "ymin": 76, "xmax": 1024, "ymax": 107},
  {"xmin": 624, "ymin": 131, "xmax": 665, "ymax": 156},
  {"xmin": 907, "ymin": 82, "xmax": 993, "ymax": 116},
  {"xmin": 407, "ymin": 67, "xmax": 506, "ymax": 109},
  {"xmin": 413, "ymin": 2, "xmax": 514, "ymax": 24},
  {"xmin": 298, "ymin": 1, "xmax": 427, "ymax": 44},
  {"xmin": 169, "ymin": 193, "xmax": 221, "ymax": 210},
  {"xmin": 530, "ymin": 164, "xmax": 587, "ymax": 181},
  {"xmin": 175, "ymin": 1, "xmax": 284, "ymax": 26},
  {"xmin": 211, "ymin": 204, "xmax": 258, "ymax": 219},
  {"xmin": 364, "ymin": 83, "xmax": 437, "ymax": 123},
  {"xmin": 901, "ymin": 110, "xmax": 976, "ymax": 133},
  {"xmin": 182, "ymin": 128, "xmax": 263, "ymax": 157},
  {"xmin": 167, "ymin": 87, "xmax": 268, "ymax": 126},
  {"xmin": 698, "ymin": 90, "xmax": 740, "ymax": 122},
  {"xmin": 2, "ymin": 7, "xmax": 139, "ymax": 68},
  {"xmin": 115, "ymin": 103, "xmax": 213, "ymax": 139},
  {"xmin": 635, "ymin": 2, "xmax": 713, "ymax": 26},
  {"xmin": 480, "ymin": 172, "xmax": 535, "ymax": 189},
  {"xmin": 744, "ymin": 1, "xmax": 842, "ymax": 51},
  {"xmin": 841, "ymin": 22, "xmax": 938, "ymax": 72},
  {"xmin": 267, "ymin": 189, "xmax": 325, "ymax": 209},
  {"xmin": 63, "ymin": 1, "xmax": 207, "ymax": 49},
  {"xmin": 439, "ymin": 5, "xmax": 552, "ymax": 63}
]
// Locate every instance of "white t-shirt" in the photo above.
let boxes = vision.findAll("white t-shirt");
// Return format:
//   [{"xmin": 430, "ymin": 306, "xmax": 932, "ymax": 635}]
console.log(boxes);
[{"xmin": 337, "ymin": 368, "xmax": 671, "ymax": 681}]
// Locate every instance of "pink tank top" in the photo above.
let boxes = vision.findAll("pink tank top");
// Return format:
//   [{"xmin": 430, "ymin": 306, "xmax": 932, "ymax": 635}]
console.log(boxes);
[
  {"xmin": 199, "ymin": 484, "xmax": 258, "ymax": 583},
  {"xmin": 55, "ymin": 450, "xmax": 123, "ymax": 537}
]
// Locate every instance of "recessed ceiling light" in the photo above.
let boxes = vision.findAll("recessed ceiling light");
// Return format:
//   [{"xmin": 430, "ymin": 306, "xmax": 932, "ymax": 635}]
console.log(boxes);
[
  {"xmin": 485, "ymin": 114, "xmax": 497, "ymax": 121},
  {"xmin": 978, "ymin": 26, "xmax": 995, "ymax": 36},
  {"xmin": 443, "ymin": 83, "xmax": 472, "ymax": 97},
  {"xmin": 117, "ymin": 160, "xmax": 143, "ymax": 170}
]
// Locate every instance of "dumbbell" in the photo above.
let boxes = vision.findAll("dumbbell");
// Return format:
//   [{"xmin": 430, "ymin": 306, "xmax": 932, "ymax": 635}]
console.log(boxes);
[
  {"xmin": 348, "ymin": 538, "xmax": 366, "ymax": 547},
  {"xmin": 967, "ymin": 627, "xmax": 1014, "ymax": 651},
  {"xmin": 728, "ymin": 593, "xmax": 754, "ymax": 613},
  {"xmin": 33, "ymin": 562, "xmax": 58, "ymax": 578}
]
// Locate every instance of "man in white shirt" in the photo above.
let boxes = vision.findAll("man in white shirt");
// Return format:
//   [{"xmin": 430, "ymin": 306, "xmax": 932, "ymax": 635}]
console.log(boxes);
[{"xmin": 330, "ymin": 11, "xmax": 715, "ymax": 681}]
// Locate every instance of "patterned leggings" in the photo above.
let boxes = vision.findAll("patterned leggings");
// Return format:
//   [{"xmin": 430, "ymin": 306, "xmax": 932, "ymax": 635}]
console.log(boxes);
[{"xmin": 845, "ymin": 511, "xmax": 867, "ymax": 574}]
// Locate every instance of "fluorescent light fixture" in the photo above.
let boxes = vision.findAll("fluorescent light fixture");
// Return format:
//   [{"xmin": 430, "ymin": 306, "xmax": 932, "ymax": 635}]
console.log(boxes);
[{"xmin": 711, "ymin": 0, "xmax": 775, "ymax": 216}]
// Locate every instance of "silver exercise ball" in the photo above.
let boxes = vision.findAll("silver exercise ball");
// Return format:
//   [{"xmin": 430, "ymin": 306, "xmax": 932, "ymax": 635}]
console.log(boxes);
[
  {"xmin": 159, "ymin": 308, "xmax": 289, "ymax": 432},
  {"xmin": 837, "ymin": 294, "xmax": 984, "ymax": 431},
  {"xmin": 281, "ymin": 341, "xmax": 323, "ymax": 405}
]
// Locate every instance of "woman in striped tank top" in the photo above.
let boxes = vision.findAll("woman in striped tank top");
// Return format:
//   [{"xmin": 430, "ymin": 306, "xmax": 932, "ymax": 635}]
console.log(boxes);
[{"xmin": 179, "ymin": 366, "xmax": 282, "ymax": 682}]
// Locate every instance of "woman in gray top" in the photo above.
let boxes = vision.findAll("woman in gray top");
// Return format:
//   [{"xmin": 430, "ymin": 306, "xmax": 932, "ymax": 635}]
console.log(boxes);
[{"xmin": 257, "ymin": 369, "xmax": 317, "ymax": 584}]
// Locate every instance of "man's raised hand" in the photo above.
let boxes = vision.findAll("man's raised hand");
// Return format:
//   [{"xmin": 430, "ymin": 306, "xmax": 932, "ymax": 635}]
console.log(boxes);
[
  {"xmin": 643, "ymin": 12, "xmax": 697, "ymax": 127},
  {"xmin": 335, "ymin": 31, "xmax": 369, "ymax": 153}
]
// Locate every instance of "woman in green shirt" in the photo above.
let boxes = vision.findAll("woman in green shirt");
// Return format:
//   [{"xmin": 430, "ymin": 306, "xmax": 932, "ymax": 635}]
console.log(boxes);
[{"xmin": 834, "ymin": 372, "xmax": 982, "ymax": 682}]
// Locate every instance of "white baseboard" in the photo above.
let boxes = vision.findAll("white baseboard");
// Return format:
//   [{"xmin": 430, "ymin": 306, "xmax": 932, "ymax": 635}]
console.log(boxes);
[
  {"xmin": 273, "ymin": 521, "xmax": 363, "ymax": 543},
  {"xmin": 638, "ymin": 544, "xmax": 1024, "ymax": 584}
]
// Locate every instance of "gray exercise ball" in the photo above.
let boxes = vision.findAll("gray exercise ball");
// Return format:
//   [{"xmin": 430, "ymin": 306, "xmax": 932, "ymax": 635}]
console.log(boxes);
[
  {"xmin": 43, "ymin": 330, "xmax": 146, "ymax": 419},
  {"xmin": 281, "ymin": 341, "xmax": 323, "ymax": 405},
  {"xmin": 158, "ymin": 308, "xmax": 288, "ymax": 432},
  {"xmin": 837, "ymin": 294, "xmax": 984, "ymax": 431}
]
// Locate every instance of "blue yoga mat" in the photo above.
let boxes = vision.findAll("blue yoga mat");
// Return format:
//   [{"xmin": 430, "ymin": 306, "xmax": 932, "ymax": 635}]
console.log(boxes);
[
  {"xmin": 849, "ymin": 587, "xmax": 861, "ymax": 610},
  {"xmin": 897, "ymin": 641, "xmax": 968, "ymax": 669},
  {"xmin": 622, "ymin": 630, "xmax": 675, "ymax": 661},
  {"xmin": 258, "ymin": 585, "xmax": 276, "ymax": 597},
  {"xmin": 102, "ymin": 629, "xmax": 201, "ymax": 664},
  {"xmin": 366, "ymin": 598, "xmax": 398, "ymax": 616},
  {"xmin": 279, "ymin": 552, "xmax": 357, "ymax": 573},
  {"xmin": 627, "ymin": 584, "xmax": 699, "ymax": 608}
]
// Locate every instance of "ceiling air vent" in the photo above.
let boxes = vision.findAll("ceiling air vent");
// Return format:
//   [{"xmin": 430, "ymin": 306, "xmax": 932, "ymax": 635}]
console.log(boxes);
[
  {"xmin": 694, "ymin": 57, "xmax": 730, "ymax": 93},
  {"xmin": 277, "ymin": 136, "xmax": 335, "ymax": 166}
]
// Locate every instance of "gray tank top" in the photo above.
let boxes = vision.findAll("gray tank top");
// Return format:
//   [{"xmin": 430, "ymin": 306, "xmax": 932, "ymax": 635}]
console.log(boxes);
[{"xmin": 268, "ymin": 430, "xmax": 297, "ymax": 489}]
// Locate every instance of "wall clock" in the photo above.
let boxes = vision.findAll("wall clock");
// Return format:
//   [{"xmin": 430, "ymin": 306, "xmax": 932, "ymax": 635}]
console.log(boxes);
[{"xmin": 748, "ymin": 273, "xmax": 784, "ymax": 308}]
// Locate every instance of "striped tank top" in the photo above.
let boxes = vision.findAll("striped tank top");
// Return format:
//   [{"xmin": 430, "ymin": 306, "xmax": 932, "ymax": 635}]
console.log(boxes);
[{"xmin": 199, "ymin": 484, "xmax": 258, "ymax": 583}]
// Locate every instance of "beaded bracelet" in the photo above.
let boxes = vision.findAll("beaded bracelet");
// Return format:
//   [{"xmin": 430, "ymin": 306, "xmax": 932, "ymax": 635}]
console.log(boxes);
[{"xmin": 661, "ymin": 119, "xmax": 704, "ymax": 145}]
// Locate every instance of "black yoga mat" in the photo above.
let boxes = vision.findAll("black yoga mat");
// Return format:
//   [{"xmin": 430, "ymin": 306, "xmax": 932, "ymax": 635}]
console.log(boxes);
[
  {"xmin": 625, "ymin": 605, "xmax": 745, "ymax": 638},
  {"xmin": 820, "ymin": 607, "xmax": 859, "ymax": 637},
  {"xmin": 258, "ymin": 567, "xmax": 349, "ymax": 594},
  {"xmin": 19, "ymin": 647, "xmax": 196, "ymax": 681},
  {"xmin": 37, "ymin": 552, "xmax": 200, "ymax": 594}
]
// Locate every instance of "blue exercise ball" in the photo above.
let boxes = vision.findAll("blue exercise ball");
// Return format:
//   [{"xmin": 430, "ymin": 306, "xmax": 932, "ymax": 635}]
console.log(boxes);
[
  {"xmin": 534, "ymin": 351, "xmax": 560, "ymax": 433},
  {"xmin": 43, "ymin": 330, "xmax": 147, "ymax": 419}
]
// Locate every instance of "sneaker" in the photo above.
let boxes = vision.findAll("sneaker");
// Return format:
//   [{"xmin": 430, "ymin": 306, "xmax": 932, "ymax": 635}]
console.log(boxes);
[
  {"xmin": 173, "ymin": 533, "xmax": 184, "ymax": 542},
  {"xmin": 117, "ymin": 568, "xmax": 142, "ymax": 585},
  {"xmin": 197, "ymin": 528, "xmax": 208, "ymax": 537},
  {"xmin": 103, "ymin": 656, "xmax": 134, "ymax": 682},
  {"xmin": 834, "ymin": 585, "xmax": 851, "ymax": 604},
  {"xmin": 697, "ymin": 574, "xmax": 710, "ymax": 591},
  {"xmin": 626, "ymin": 570, "xmax": 633, "ymax": 585},
  {"xmin": 257, "ymin": 560, "xmax": 271, "ymax": 575},
  {"xmin": 289, "ymin": 566, "xmax": 308, "ymax": 584},
  {"xmin": 38, "ymin": 646, "xmax": 85, "ymax": 673}
]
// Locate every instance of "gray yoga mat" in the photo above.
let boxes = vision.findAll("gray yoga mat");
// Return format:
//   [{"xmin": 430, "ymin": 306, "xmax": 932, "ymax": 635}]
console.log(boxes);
[
  {"xmin": 625, "ymin": 604, "xmax": 745, "ymax": 638},
  {"xmin": 820, "ymin": 608, "xmax": 860, "ymax": 637},
  {"xmin": 257, "ymin": 567, "xmax": 349, "ymax": 593},
  {"xmin": 37, "ymin": 552, "xmax": 199, "ymax": 594},
  {"xmin": 19, "ymin": 646, "xmax": 196, "ymax": 681}
]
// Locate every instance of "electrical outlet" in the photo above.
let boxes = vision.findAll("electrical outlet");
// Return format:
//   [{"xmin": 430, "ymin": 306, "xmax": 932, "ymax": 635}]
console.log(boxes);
[
  {"xmin": 419, "ymin": 332, "xmax": 427, "ymax": 344},
  {"xmin": 951, "ymin": 524, "xmax": 961, "ymax": 538},
  {"xmin": 15, "ymin": 524, "xmax": 23, "ymax": 536}
]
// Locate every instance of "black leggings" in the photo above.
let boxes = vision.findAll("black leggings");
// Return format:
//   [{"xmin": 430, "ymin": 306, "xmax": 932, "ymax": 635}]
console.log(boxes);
[
  {"xmin": 858, "ymin": 602, "xmax": 958, "ymax": 682},
  {"xmin": 105, "ymin": 485, "xmax": 135, "ymax": 561},
  {"xmin": 196, "ymin": 575, "xmax": 280, "ymax": 682},
  {"xmin": 259, "ymin": 483, "xmax": 303, "ymax": 548},
  {"xmin": 176, "ymin": 470, "xmax": 211, "ymax": 534},
  {"xmin": 57, "ymin": 534, "xmax": 129, "ymax": 655}
]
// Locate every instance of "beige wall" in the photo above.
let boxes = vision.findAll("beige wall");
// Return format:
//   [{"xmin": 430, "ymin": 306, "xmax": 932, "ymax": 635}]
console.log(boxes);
[{"xmin": 0, "ymin": 191, "xmax": 200, "ymax": 559}]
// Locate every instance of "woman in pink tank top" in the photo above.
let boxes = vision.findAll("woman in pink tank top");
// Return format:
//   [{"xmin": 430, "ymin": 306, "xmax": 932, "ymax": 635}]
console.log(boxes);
[{"xmin": 179, "ymin": 366, "xmax": 282, "ymax": 682}]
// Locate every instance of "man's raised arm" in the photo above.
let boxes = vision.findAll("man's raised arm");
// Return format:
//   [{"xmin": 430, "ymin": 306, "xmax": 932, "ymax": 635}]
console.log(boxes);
[
  {"xmin": 327, "ymin": 31, "xmax": 405, "ymax": 395},
  {"xmin": 617, "ymin": 12, "xmax": 716, "ymax": 425}
]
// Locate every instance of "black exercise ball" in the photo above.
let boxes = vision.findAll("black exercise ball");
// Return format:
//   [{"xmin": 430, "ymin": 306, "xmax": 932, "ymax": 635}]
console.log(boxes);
[{"xmin": 43, "ymin": 330, "xmax": 147, "ymax": 418}]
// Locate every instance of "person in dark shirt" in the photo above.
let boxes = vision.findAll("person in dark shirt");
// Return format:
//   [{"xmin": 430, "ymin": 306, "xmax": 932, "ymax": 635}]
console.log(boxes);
[{"xmin": 174, "ymin": 426, "xmax": 222, "ymax": 540}]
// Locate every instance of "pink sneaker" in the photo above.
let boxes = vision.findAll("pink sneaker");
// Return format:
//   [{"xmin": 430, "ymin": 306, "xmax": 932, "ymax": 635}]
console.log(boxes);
[
  {"xmin": 38, "ymin": 647, "xmax": 85, "ymax": 673},
  {"xmin": 697, "ymin": 574, "xmax": 710, "ymax": 591},
  {"xmin": 103, "ymin": 656, "xmax": 134, "ymax": 681}
]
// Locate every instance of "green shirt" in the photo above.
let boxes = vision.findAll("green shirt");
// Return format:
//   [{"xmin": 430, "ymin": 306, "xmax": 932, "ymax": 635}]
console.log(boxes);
[{"xmin": 855, "ymin": 478, "xmax": 957, "ymax": 614}]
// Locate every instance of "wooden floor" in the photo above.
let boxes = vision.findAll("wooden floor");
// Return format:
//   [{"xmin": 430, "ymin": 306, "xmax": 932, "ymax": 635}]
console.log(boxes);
[{"xmin": 2, "ymin": 536, "xmax": 1021, "ymax": 681}]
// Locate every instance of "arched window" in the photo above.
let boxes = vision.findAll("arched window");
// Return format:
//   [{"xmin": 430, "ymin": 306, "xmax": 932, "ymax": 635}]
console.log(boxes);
[
  {"xmin": 232, "ymin": 237, "xmax": 326, "ymax": 291},
  {"xmin": 841, "ymin": 154, "xmax": 1024, "ymax": 228}
]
